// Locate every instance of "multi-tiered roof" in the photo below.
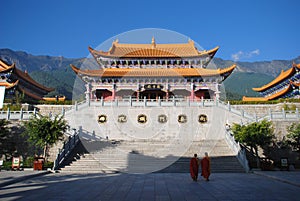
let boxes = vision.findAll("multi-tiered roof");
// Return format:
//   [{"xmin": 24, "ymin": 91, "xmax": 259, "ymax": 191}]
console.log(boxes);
[
  {"xmin": 0, "ymin": 59, "xmax": 54, "ymax": 100},
  {"xmin": 72, "ymin": 38, "xmax": 235, "ymax": 81},
  {"xmin": 243, "ymin": 63, "xmax": 300, "ymax": 101}
]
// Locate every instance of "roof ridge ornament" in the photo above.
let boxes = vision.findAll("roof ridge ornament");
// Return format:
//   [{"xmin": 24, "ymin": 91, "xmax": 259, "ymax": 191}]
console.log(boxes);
[{"xmin": 151, "ymin": 36, "xmax": 156, "ymax": 49}]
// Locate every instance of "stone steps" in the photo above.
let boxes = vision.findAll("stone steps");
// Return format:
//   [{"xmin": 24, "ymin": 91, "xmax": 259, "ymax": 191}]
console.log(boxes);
[{"xmin": 60, "ymin": 139, "xmax": 245, "ymax": 173}]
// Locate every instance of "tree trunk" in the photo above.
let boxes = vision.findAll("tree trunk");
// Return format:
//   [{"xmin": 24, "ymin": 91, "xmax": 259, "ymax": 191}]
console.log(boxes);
[{"xmin": 43, "ymin": 144, "xmax": 47, "ymax": 160}]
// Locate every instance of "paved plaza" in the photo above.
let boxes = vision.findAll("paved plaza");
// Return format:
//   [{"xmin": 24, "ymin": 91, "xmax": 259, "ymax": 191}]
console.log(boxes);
[{"xmin": 0, "ymin": 170, "xmax": 300, "ymax": 201}]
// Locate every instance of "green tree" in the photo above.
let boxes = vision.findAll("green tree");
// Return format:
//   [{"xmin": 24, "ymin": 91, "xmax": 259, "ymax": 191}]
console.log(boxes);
[
  {"xmin": 286, "ymin": 122, "xmax": 300, "ymax": 153},
  {"xmin": 0, "ymin": 119, "xmax": 11, "ymax": 159},
  {"xmin": 23, "ymin": 114, "xmax": 69, "ymax": 160},
  {"xmin": 0, "ymin": 120, "xmax": 35, "ymax": 161},
  {"xmin": 232, "ymin": 120, "xmax": 275, "ymax": 167}
]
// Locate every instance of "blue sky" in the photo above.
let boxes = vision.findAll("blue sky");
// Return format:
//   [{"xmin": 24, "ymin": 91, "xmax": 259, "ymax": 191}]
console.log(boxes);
[{"xmin": 1, "ymin": 0, "xmax": 299, "ymax": 62}]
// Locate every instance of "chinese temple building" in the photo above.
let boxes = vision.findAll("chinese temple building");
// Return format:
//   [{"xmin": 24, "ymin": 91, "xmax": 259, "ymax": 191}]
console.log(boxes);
[
  {"xmin": 243, "ymin": 63, "xmax": 300, "ymax": 101},
  {"xmin": 71, "ymin": 38, "xmax": 236, "ymax": 101},
  {"xmin": 0, "ymin": 59, "xmax": 55, "ymax": 101}
]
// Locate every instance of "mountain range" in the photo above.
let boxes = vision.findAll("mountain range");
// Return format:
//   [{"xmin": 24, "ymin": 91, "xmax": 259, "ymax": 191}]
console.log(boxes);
[{"xmin": 1, "ymin": 48, "xmax": 299, "ymax": 100}]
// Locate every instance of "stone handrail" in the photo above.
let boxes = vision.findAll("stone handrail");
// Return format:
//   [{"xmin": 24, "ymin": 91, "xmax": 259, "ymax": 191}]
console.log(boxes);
[
  {"xmin": 0, "ymin": 108, "xmax": 37, "ymax": 120},
  {"xmin": 53, "ymin": 130, "xmax": 80, "ymax": 171},
  {"xmin": 225, "ymin": 130, "xmax": 250, "ymax": 173}
]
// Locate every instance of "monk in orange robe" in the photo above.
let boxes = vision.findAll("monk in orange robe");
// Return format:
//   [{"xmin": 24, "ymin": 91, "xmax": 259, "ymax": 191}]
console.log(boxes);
[
  {"xmin": 190, "ymin": 153, "xmax": 199, "ymax": 181},
  {"xmin": 201, "ymin": 152, "xmax": 211, "ymax": 181}
]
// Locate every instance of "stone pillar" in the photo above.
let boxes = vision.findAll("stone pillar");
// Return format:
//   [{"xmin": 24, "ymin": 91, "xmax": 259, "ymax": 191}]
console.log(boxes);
[
  {"xmin": 190, "ymin": 83, "xmax": 195, "ymax": 101},
  {"xmin": 214, "ymin": 83, "xmax": 220, "ymax": 100},
  {"xmin": 136, "ymin": 91, "xmax": 140, "ymax": 101},
  {"xmin": 166, "ymin": 83, "xmax": 170, "ymax": 101},
  {"xmin": 136, "ymin": 83, "xmax": 140, "ymax": 101},
  {"xmin": 85, "ymin": 83, "xmax": 91, "ymax": 102}
]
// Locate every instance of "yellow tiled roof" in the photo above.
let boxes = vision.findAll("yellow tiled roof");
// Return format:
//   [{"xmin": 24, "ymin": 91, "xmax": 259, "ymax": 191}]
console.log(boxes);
[
  {"xmin": 0, "ymin": 60, "xmax": 15, "ymax": 72},
  {"xmin": 89, "ymin": 39, "xmax": 219, "ymax": 58},
  {"xmin": 0, "ymin": 80, "xmax": 19, "ymax": 89},
  {"xmin": 253, "ymin": 63, "xmax": 300, "ymax": 92},
  {"xmin": 243, "ymin": 84, "xmax": 293, "ymax": 101},
  {"xmin": 71, "ymin": 64, "xmax": 236, "ymax": 78}
]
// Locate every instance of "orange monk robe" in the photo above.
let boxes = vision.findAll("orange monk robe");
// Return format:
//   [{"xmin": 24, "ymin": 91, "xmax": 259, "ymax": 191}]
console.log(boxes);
[
  {"xmin": 201, "ymin": 156, "xmax": 211, "ymax": 180},
  {"xmin": 190, "ymin": 157, "xmax": 199, "ymax": 181}
]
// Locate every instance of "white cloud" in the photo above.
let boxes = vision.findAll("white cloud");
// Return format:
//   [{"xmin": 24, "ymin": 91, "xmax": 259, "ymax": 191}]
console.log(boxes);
[{"xmin": 231, "ymin": 49, "xmax": 260, "ymax": 61}]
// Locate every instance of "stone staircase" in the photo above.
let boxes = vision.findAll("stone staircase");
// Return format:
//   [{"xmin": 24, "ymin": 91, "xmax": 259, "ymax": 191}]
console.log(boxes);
[{"xmin": 59, "ymin": 139, "xmax": 245, "ymax": 173}]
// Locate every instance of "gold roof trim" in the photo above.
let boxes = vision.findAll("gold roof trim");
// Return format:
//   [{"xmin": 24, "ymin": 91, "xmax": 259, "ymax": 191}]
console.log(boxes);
[
  {"xmin": 71, "ymin": 64, "xmax": 236, "ymax": 78},
  {"xmin": 0, "ymin": 80, "xmax": 19, "ymax": 89},
  {"xmin": 0, "ymin": 60, "xmax": 15, "ymax": 72}
]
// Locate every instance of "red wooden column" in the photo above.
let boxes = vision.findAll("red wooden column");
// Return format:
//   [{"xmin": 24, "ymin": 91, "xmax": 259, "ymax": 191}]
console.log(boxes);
[{"xmin": 111, "ymin": 84, "xmax": 116, "ymax": 100}]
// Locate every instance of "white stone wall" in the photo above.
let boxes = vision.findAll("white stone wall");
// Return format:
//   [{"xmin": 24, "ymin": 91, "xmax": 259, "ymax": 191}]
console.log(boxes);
[{"xmin": 64, "ymin": 104, "xmax": 251, "ymax": 142}]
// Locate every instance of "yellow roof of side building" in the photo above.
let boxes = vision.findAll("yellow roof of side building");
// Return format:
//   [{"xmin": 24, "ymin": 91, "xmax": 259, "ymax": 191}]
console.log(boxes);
[
  {"xmin": 253, "ymin": 63, "xmax": 300, "ymax": 92},
  {"xmin": 243, "ymin": 83, "xmax": 293, "ymax": 101}
]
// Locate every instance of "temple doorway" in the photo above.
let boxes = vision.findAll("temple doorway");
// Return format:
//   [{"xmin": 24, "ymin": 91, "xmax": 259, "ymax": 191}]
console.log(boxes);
[{"xmin": 140, "ymin": 90, "xmax": 166, "ymax": 100}]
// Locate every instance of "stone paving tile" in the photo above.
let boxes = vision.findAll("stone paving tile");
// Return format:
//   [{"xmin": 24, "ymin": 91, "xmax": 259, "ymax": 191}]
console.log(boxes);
[{"xmin": 0, "ymin": 172, "xmax": 300, "ymax": 201}]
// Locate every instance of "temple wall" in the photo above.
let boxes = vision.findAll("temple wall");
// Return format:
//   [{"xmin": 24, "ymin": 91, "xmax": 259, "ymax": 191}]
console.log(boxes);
[
  {"xmin": 35, "ymin": 105, "xmax": 72, "ymax": 116},
  {"xmin": 35, "ymin": 103, "xmax": 300, "ymax": 145},
  {"xmin": 232, "ymin": 103, "xmax": 300, "ymax": 118},
  {"xmin": 64, "ymin": 104, "xmax": 250, "ymax": 142}
]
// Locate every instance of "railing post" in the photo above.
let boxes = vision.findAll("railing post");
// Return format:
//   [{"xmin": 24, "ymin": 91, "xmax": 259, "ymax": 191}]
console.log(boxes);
[
  {"xmin": 75, "ymin": 101, "xmax": 78, "ymax": 111},
  {"xmin": 20, "ymin": 108, "xmax": 23, "ymax": 120},
  {"xmin": 201, "ymin": 97, "xmax": 204, "ymax": 107},
  {"xmin": 269, "ymin": 108, "xmax": 272, "ymax": 120},
  {"xmin": 241, "ymin": 109, "xmax": 244, "ymax": 118},
  {"xmin": 296, "ymin": 108, "xmax": 299, "ymax": 119},
  {"xmin": 79, "ymin": 126, "xmax": 82, "ymax": 137},
  {"xmin": 227, "ymin": 101, "xmax": 231, "ymax": 111},
  {"xmin": 255, "ymin": 113, "xmax": 258, "ymax": 122},
  {"xmin": 173, "ymin": 96, "xmax": 176, "ymax": 106},
  {"xmin": 282, "ymin": 108, "xmax": 286, "ymax": 119},
  {"xmin": 61, "ymin": 107, "xmax": 65, "ymax": 116},
  {"xmin": 158, "ymin": 97, "xmax": 161, "ymax": 106},
  {"xmin": 144, "ymin": 97, "xmax": 147, "ymax": 107},
  {"xmin": 6, "ymin": 108, "xmax": 10, "ymax": 120},
  {"xmin": 33, "ymin": 107, "xmax": 37, "ymax": 117},
  {"xmin": 101, "ymin": 96, "xmax": 104, "ymax": 106},
  {"xmin": 129, "ymin": 96, "xmax": 132, "ymax": 106}
]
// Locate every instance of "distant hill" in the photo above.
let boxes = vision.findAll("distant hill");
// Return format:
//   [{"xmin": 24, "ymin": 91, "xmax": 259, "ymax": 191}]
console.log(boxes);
[{"xmin": 1, "ymin": 48, "xmax": 299, "ymax": 100}]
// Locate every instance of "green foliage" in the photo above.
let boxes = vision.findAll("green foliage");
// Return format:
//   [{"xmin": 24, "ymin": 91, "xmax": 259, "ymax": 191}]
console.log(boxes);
[
  {"xmin": 232, "ymin": 120, "xmax": 275, "ymax": 152},
  {"xmin": 44, "ymin": 161, "xmax": 54, "ymax": 168},
  {"xmin": 3, "ymin": 161, "xmax": 12, "ymax": 170},
  {"xmin": 22, "ymin": 114, "xmax": 69, "ymax": 159},
  {"xmin": 0, "ymin": 120, "xmax": 12, "ymax": 158},
  {"xmin": 232, "ymin": 120, "xmax": 275, "ymax": 168},
  {"xmin": 286, "ymin": 123, "xmax": 300, "ymax": 152},
  {"xmin": 23, "ymin": 156, "xmax": 34, "ymax": 168},
  {"xmin": 1, "ymin": 104, "xmax": 22, "ymax": 111},
  {"xmin": 223, "ymin": 72, "xmax": 274, "ymax": 99},
  {"xmin": 228, "ymin": 99, "xmax": 300, "ymax": 105},
  {"xmin": 282, "ymin": 103, "xmax": 298, "ymax": 112}
]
